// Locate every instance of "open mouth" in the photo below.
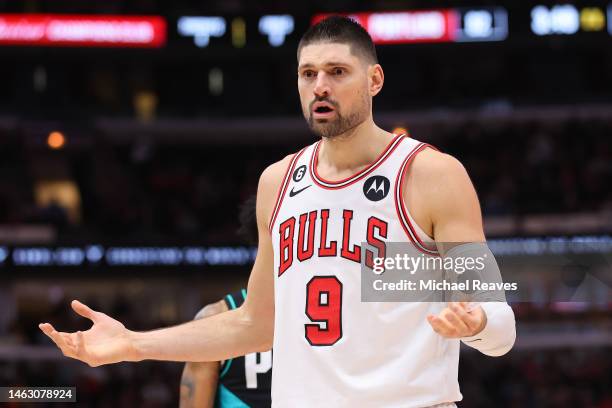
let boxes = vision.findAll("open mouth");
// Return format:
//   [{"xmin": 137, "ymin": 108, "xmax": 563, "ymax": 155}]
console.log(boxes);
[
  {"xmin": 312, "ymin": 102, "xmax": 336, "ymax": 118},
  {"xmin": 315, "ymin": 106, "xmax": 333, "ymax": 113}
]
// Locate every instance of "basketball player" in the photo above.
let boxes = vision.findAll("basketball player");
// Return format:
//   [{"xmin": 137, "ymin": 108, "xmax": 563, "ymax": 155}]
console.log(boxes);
[
  {"xmin": 40, "ymin": 16, "xmax": 516, "ymax": 407},
  {"xmin": 180, "ymin": 197, "xmax": 272, "ymax": 408},
  {"xmin": 180, "ymin": 290, "xmax": 272, "ymax": 408}
]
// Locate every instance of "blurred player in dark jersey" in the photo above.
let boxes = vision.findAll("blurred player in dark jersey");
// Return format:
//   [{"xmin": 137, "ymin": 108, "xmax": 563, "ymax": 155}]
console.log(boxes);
[{"xmin": 180, "ymin": 196, "xmax": 272, "ymax": 408}]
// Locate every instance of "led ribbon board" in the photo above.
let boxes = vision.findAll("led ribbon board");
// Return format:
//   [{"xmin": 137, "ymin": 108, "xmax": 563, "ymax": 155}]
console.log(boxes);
[
  {"xmin": 313, "ymin": 8, "xmax": 508, "ymax": 44},
  {"xmin": 0, "ymin": 14, "xmax": 166, "ymax": 47}
]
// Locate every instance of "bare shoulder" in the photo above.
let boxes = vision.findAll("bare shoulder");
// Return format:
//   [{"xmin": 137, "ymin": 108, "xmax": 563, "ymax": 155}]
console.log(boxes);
[
  {"xmin": 408, "ymin": 147, "xmax": 475, "ymax": 199},
  {"xmin": 258, "ymin": 154, "xmax": 295, "ymax": 195},
  {"xmin": 257, "ymin": 154, "xmax": 297, "ymax": 227},
  {"xmin": 411, "ymin": 147, "xmax": 469, "ymax": 183},
  {"xmin": 407, "ymin": 145, "xmax": 484, "ymax": 242},
  {"xmin": 194, "ymin": 299, "xmax": 228, "ymax": 320}
]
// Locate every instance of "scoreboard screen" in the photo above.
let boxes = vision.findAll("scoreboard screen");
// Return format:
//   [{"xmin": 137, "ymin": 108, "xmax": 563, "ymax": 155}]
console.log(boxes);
[
  {"xmin": 0, "ymin": 3, "xmax": 610, "ymax": 51},
  {"xmin": 313, "ymin": 8, "xmax": 508, "ymax": 44}
]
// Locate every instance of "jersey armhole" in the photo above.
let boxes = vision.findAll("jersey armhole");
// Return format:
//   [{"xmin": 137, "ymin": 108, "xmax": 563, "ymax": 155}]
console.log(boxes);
[
  {"xmin": 394, "ymin": 143, "xmax": 441, "ymax": 256},
  {"xmin": 267, "ymin": 147, "xmax": 307, "ymax": 234}
]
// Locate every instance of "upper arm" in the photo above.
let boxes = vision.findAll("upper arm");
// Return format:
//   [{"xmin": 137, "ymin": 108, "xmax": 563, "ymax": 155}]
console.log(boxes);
[
  {"xmin": 240, "ymin": 154, "xmax": 294, "ymax": 349},
  {"xmin": 406, "ymin": 148, "xmax": 485, "ymax": 253}
]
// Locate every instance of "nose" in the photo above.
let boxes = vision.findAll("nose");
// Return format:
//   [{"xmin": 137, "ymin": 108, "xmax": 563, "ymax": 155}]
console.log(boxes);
[{"xmin": 313, "ymin": 71, "xmax": 331, "ymax": 98}]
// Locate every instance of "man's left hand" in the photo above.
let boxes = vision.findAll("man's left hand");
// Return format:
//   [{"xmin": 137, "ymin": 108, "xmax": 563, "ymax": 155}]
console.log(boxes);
[{"xmin": 427, "ymin": 302, "xmax": 487, "ymax": 338}]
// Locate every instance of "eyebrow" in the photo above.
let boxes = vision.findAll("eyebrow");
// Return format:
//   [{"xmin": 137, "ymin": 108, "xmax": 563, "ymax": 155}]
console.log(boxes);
[{"xmin": 298, "ymin": 62, "xmax": 350, "ymax": 70}]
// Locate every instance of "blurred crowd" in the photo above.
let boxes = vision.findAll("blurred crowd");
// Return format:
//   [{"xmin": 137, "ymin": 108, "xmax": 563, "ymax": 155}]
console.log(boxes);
[
  {"xmin": 1, "ymin": 348, "xmax": 610, "ymax": 407},
  {"xmin": 0, "ymin": 291, "xmax": 610, "ymax": 407},
  {"xmin": 0, "ymin": 118, "xmax": 610, "ymax": 241}
]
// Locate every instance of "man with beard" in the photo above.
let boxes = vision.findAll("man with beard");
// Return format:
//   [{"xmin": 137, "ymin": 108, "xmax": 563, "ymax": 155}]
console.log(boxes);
[{"xmin": 40, "ymin": 16, "xmax": 516, "ymax": 407}]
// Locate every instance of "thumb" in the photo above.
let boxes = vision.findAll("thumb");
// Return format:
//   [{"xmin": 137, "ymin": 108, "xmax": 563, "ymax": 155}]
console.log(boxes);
[{"xmin": 71, "ymin": 300, "xmax": 98, "ymax": 322}]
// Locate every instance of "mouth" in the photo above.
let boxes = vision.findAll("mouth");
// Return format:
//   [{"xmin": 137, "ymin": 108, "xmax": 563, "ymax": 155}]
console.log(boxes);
[{"xmin": 311, "ymin": 102, "xmax": 336, "ymax": 119}]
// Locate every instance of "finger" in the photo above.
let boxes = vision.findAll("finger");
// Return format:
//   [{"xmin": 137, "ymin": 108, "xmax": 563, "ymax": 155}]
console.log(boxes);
[
  {"xmin": 427, "ymin": 314, "xmax": 457, "ymax": 337},
  {"xmin": 435, "ymin": 314, "xmax": 459, "ymax": 336},
  {"xmin": 39, "ymin": 323, "xmax": 76, "ymax": 357},
  {"xmin": 443, "ymin": 309, "xmax": 470, "ymax": 335},
  {"xmin": 39, "ymin": 323, "xmax": 63, "ymax": 344},
  {"xmin": 71, "ymin": 300, "xmax": 98, "ymax": 322},
  {"xmin": 451, "ymin": 303, "xmax": 480, "ymax": 331}
]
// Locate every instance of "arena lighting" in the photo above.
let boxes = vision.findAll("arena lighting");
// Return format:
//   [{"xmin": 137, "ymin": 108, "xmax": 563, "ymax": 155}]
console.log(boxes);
[
  {"xmin": 8, "ymin": 246, "xmax": 258, "ymax": 267},
  {"xmin": 580, "ymin": 7, "xmax": 606, "ymax": 31},
  {"xmin": 0, "ymin": 14, "xmax": 166, "ymax": 47},
  {"xmin": 177, "ymin": 16, "xmax": 226, "ymax": 47},
  {"xmin": 259, "ymin": 15, "xmax": 294, "ymax": 47},
  {"xmin": 531, "ymin": 5, "xmax": 580, "ymax": 35},
  {"xmin": 231, "ymin": 17, "xmax": 246, "ymax": 48},
  {"xmin": 392, "ymin": 126, "xmax": 408, "ymax": 136},
  {"xmin": 47, "ymin": 131, "xmax": 65, "ymax": 150},
  {"xmin": 2, "ymin": 236, "xmax": 611, "ymax": 268},
  {"xmin": 312, "ymin": 8, "xmax": 508, "ymax": 44}
]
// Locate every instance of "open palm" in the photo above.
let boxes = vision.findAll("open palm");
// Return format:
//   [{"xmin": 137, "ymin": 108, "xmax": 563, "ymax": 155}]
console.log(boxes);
[{"xmin": 39, "ymin": 300, "xmax": 137, "ymax": 367}]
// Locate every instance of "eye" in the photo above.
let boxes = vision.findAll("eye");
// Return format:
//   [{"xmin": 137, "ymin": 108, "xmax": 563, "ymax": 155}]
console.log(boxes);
[
  {"xmin": 302, "ymin": 70, "xmax": 316, "ymax": 78},
  {"xmin": 332, "ymin": 67, "xmax": 345, "ymax": 76}
]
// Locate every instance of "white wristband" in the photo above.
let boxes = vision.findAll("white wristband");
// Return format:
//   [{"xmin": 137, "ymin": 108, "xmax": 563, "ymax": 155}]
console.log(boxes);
[{"xmin": 461, "ymin": 302, "xmax": 516, "ymax": 357}]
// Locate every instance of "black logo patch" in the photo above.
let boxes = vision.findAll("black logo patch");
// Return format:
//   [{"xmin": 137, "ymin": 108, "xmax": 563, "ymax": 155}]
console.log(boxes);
[
  {"xmin": 289, "ymin": 185, "xmax": 311, "ymax": 197},
  {"xmin": 363, "ymin": 176, "xmax": 390, "ymax": 201},
  {"xmin": 293, "ymin": 165, "xmax": 307, "ymax": 182}
]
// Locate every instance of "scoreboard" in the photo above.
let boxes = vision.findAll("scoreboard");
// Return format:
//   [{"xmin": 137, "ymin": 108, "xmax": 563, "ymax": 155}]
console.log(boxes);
[
  {"xmin": 312, "ymin": 9, "xmax": 508, "ymax": 44},
  {"xmin": 0, "ymin": 3, "xmax": 610, "ymax": 50}
]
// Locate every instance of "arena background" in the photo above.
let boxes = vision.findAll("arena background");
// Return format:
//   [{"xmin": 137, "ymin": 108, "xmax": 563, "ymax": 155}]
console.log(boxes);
[{"xmin": 0, "ymin": 1, "xmax": 611, "ymax": 407}]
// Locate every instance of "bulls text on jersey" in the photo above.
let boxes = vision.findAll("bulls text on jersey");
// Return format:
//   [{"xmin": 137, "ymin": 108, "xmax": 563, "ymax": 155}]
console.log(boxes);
[{"xmin": 276, "ymin": 208, "xmax": 388, "ymax": 276}]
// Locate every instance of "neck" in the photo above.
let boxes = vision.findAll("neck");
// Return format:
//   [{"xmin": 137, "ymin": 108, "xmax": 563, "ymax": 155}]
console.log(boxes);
[{"xmin": 317, "ymin": 118, "xmax": 394, "ymax": 173}]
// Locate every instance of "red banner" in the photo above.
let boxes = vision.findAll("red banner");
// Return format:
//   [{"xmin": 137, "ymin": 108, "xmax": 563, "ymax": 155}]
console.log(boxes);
[
  {"xmin": 313, "ymin": 11, "xmax": 459, "ymax": 44},
  {"xmin": 0, "ymin": 14, "xmax": 166, "ymax": 47}
]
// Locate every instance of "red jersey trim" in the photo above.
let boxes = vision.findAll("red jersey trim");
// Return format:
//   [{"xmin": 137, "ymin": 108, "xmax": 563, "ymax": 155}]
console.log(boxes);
[
  {"xmin": 268, "ymin": 148, "xmax": 307, "ymax": 233},
  {"xmin": 394, "ymin": 143, "xmax": 440, "ymax": 256},
  {"xmin": 309, "ymin": 134, "xmax": 405, "ymax": 190}
]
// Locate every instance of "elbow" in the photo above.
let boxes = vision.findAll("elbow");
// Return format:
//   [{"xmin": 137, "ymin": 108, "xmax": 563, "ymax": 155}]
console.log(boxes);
[
  {"xmin": 254, "ymin": 317, "xmax": 274, "ymax": 352},
  {"xmin": 240, "ymin": 305, "xmax": 274, "ymax": 353},
  {"xmin": 256, "ymin": 334, "xmax": 274, "ymax": 352}
]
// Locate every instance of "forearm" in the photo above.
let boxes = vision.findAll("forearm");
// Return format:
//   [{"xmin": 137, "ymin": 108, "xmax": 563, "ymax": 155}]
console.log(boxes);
[
  {"xmin": 131, "ymin": 307, "xmax": 272, "ymax": 362},
  {"xmin": 179, "ymin": 362, "xmax": 218, "ymax": 408},
  {"xmin": 461, "ymin": 302, "xmax": 516, "ymax": 356}
]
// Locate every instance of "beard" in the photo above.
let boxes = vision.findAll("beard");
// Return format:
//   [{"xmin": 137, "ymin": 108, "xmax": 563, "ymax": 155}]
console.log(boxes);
[{"xmin": 306, "ymin": 95, "xmax": 370, "ymax": 139}]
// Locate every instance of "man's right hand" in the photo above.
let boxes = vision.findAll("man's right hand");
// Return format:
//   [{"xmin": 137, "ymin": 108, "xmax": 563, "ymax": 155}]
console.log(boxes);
[
  {"xmin": 38, "ymin": 155, "xmax": 286, "ymax": 367},
  {"xmin": 39, "ymin": 300, "xmax": 138, "ymax": 367}
]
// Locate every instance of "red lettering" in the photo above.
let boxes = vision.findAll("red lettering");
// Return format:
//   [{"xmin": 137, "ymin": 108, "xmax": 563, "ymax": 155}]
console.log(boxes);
[
  {"xmin": 340, "ymin": 210, "xmax": 361, "ymax": 263},
  {"xmin": 297, "ymin": 211, "xmax": 317, "ymax": 261},
  {"xmin": 318, "ymin": 209, "xmax": 337, "ymax": 257},
  {"xmin": 366, "ymin": 217, "xmax": 388, "ymax": 269},
  {"xmin": 278, "ymin": 217, "xmax": 296, "ymax": 276}
]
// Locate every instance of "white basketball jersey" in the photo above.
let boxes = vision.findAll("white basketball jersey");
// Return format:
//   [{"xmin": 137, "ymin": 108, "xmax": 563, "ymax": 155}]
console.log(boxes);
[{"xmin": 269, "ymin": 135, "xmax": 462, "ymax": 408}]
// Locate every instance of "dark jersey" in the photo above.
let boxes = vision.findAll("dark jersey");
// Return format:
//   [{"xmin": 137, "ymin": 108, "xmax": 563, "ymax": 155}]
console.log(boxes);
[{"xmin": 215, "ymin": 289, "xmax": 272, "ymax": 408}]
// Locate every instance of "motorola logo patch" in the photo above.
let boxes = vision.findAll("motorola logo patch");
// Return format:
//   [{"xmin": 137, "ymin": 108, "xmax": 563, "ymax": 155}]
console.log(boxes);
[
  {"xmin": 363, "ymin": 176, "xmax": 390, "ymax": 201},
  {"xmin": 293, "ymin": 165, "xmax": 307, "ymax": 182}
]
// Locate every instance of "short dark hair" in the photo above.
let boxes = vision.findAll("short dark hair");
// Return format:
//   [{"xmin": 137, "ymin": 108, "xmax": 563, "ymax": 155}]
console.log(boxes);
[{"xmin": 298, "ymin": 16, "xmax": 378, "ymax": 64}]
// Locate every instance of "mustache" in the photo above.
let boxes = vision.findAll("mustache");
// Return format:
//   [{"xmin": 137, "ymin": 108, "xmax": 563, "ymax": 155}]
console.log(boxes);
[{"xmin": 309, "ymin": 96, "xmax": 339, "ymax": 111}]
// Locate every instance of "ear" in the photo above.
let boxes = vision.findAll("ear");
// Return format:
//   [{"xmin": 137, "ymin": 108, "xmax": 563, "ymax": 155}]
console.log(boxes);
[{"xmin": 368, "ymin": 64, "xmax": 384, "ymax": 97}]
